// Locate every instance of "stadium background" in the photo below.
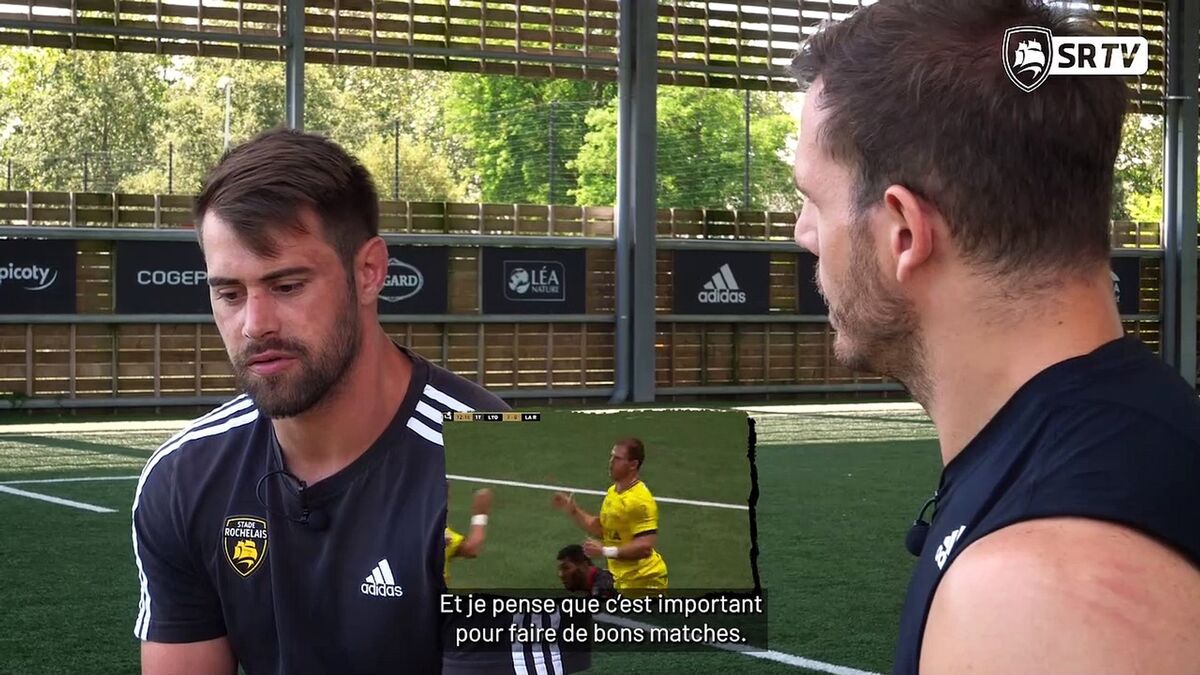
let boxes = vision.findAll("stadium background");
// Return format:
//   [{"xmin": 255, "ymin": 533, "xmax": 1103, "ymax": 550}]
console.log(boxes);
[{"xmin": 0, "ymin": 1, "xmax": 1193, "ymax": 674}]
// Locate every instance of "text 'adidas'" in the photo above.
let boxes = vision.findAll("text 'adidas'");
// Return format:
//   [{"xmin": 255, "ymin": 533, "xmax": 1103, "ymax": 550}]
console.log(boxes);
[{"xmin": 361, "ymin": 558, "xmax": 405, "ymax": 598}]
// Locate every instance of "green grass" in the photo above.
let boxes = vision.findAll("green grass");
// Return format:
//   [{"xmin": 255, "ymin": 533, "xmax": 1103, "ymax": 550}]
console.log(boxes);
[
  {"xmin": 0, "ymin": 478, "xmax": 142, "ymax": 674},
  {"xmin": 444, "ymin": 410, "xmax": 754, "ymax": 590},
  {"xmin": 0, "ymin": 404, "xmax": 943, "ymax": 674},
  {"xmin": 754, "ymin": 438, "xmax": 941, "ymax": 673}
]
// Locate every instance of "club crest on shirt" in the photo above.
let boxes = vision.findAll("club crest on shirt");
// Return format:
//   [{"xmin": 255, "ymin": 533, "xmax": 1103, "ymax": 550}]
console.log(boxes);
[{"xmin": 223, "ymin": 515, "xmax": 268, "ymax": 577}]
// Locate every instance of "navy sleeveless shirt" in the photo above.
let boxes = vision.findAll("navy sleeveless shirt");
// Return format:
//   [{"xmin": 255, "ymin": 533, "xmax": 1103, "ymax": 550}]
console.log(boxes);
[{"xmin": 893, "ymin": 336, "xmax": 1200, "ymax": 673}]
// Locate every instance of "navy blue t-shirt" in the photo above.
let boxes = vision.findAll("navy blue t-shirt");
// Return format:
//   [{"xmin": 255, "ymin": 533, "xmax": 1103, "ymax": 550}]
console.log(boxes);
[
  {"xmin": 132, "ymin": 346, "xmax": 509, "ymax": 674},
  {"xmin": 893, "ymin": 336, "xmax": 1200, "ymax": 674}
]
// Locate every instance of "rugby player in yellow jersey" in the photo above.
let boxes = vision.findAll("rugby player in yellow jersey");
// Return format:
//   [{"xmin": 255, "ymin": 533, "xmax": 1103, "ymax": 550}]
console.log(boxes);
[
  {"xmin": 444, "ymin": 486, "xmax": 492, "ymax": 584},
  {"xmin": 551, "ymin": 438, "xmax": 668, "ymax": 592}
]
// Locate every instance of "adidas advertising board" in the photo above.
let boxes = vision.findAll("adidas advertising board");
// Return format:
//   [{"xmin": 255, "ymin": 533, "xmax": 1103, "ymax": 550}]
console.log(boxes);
[
  {"xmin": 672, "ymin": 250, "xmax": 770, "ymax": 315},
  {"xmin": 1110, "ymin": 256, "xmax": 1141, "ymax": 316},
  {"xmin": 0, "ymin": 238, "xmax": 76, "ymax": 314},
  {"xmin": 481, "ymin": 247, "xmax": 585, "ymax": 314},
  {"xmin": 115, "ymin": 241, "xmax": 210, "ymax": 314},
  {"xmin": 375, "ymin": 246, "xmax": 448, "ymax": 315},
  {"xmin": 795, "ymin": 252, "xmax": 829, "ymax": 316}
]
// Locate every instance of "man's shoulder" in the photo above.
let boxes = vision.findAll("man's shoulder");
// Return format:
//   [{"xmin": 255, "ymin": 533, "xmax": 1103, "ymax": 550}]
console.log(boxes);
[
  {"xmin": 1048, "ymin": 339, "xmax": 1200, "ymax": 446},
  {"xmin": 416, "ymin": 353, "xmax": 510, "ymax": 413},
  {"xmin": 628, "ymin": 481, "xmax": 656, "ymax": 506},
  {"xmin": 924, "ymin": 517, "xmax": 1200, "ymax": 673},
  {"xmin": 590, "ymin": 569, "xmax": 617, "ymax": 598},
  {"xmin": 137, "ymin": 395, "xmax": 261, "ymax": 493},
  {"xmin": 1032, "ymin": 394, "xmax": 1200, "ymax": 486}
]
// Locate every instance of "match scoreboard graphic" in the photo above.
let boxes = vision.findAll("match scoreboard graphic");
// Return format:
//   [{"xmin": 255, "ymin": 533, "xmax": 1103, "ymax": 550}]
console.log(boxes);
[{"xmin": 443, "ymin": 412, "xmax": 542, "ymax": 423}]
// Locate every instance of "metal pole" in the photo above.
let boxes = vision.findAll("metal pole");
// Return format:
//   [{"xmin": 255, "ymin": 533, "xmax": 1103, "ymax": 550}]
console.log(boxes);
[
  {"xmin": 1164, "ymin": 0, "xmax": 1199, "ymax": 386},
  {"xmin": 610, "ymin": 3, "xmax": 635, "ymax": 404},
  {"xmin": 167, "ymin": 142, "xmax": 174, "ymax": 194},
  {"xmin": 285, "ymin": 0, "xmax": 305, "ymax": 131},
  {"xmin": 223, "ymin": 83, "xmax": 233, "ymax": 151},
  {"xmin": 83, "ymin": 151, "xmax": 89, "ymax": 191},
  {"xmin": 630, "ymin": 1, "xmax": 658, "ymax": 402},
  {"xmin": 548, "ymin": 101, "xmax": 558, "ymax": 205},
  {"xmin": 744, "ymin": 89, "xmax": 751, "ymax": 208},
  {"xmin": 393, "ymin": 120, "xmax": 400, "ymax": 200},
  {"xmin": 6, "ymin": 158, "xmax": 10, "ymax": 190}
]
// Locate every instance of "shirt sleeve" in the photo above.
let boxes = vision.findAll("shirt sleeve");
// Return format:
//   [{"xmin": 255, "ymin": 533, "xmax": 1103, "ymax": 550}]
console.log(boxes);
[
  {"xmin": 445, "ymin": 527, "xmax": 465, "ymax": 560},
  {"xmin": 592, "ymin": 570, "xmax": 617, "ymax": 599},
  {"xmin": 630, "ymin": 493, "xmax": 659, "ymax": 537},
  {"xmin": 132, "ymin": 455, "xmax": 226, "ymax": 643}
]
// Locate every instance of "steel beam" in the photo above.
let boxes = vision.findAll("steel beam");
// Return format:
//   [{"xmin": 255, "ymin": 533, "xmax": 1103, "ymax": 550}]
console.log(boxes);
[
  {"xmin": 0, "ymin": 314, "xmax": 615, "ymax": 325},
  {"xmin": 0, "ymin": 388, "xmax": 616, "ymax": 410},
  {"xmin": 285, "ymin": 0, "xmax": 305, "ymax": 130},
  {"xmin": 0, "ymin": 227, "xmax": 616, "ymax": 249},
  {"xmin": 629, "ymin": 1, "xmax": 658, "ymax": 403}
]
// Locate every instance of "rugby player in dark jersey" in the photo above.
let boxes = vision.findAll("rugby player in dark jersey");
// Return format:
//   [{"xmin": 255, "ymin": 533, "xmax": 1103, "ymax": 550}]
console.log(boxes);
[
  {"xmin": 556, "ymin": 544, "xmax": 617, "ymax": 600},
  {"xmin": 132, "ymin": 129, "xmax": 509, "ymax": 674}
]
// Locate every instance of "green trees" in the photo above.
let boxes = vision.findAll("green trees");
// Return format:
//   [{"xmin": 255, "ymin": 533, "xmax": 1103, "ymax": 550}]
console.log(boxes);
[
  {"xmin": 573, "ymin": 86, "xmax": 797, "ymax": 209},
  {"xmin": 0, "ymin": 49, "xmax": 462, "ymax": 198},
  {"xmin": 444, "ymin": 76, "xmax": 615, "ymax": 204},
  {"xmin": 0, "ymin": 49, "xmax": 167, "ymax": 191},
  {"xmin": 0, "ymin": 45, "xmax": 1173, "ymax": 218},
  {"xmin": 1113, "ymin": 113, "xmax": 1164, "ymax": 222}
]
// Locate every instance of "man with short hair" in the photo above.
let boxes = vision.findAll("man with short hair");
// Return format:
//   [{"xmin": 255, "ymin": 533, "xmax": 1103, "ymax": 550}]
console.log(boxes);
[
  {"xmin": 556, "ymin": 544, "xmax": 616, "ymax": 599},
  {"xmin": 552, "ymin": 438, "xmax": 668, "ymax": 593},
  {"xmin": 790, "ymin": 1, "xmax": 1200, "ymax": 673},
  {"xmin": 132, "ymin": 128, "xmax": 509, "ymax": 674}
]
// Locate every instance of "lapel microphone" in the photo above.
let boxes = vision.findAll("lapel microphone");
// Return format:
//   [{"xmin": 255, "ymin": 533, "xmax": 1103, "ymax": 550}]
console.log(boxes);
[
  {"xmin": 256, "ymin": 469, "xmax": 330, "ymax": 531},
  {"xmin": 905, "ymin": 491, "xmax": 939, "ymax": 556}
]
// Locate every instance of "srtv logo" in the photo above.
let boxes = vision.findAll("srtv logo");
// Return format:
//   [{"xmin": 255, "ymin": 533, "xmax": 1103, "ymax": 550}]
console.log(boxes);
[{"xmin": 1003, "ymin": 26, "xmax": 1148, "ymax": 93}]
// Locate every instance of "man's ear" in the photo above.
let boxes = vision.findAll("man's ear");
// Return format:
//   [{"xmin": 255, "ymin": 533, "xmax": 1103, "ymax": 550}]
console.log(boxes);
[
  {"xmin": 355, "ymin": 237, "xmax": 389, "ymax": 305},
  {"xmin": 883, "ymin": 185, "xmax": 935, "ymax": 284}
]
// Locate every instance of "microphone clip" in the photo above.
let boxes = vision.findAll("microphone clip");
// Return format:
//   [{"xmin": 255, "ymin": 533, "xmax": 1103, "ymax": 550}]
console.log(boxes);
[
  {"xmin": 256, "ymin": 469, "xmax": 330, "ymax": 531},
  {"xmin": 905, "ymin": 490, "xmax": 939, "ymax": 557}
]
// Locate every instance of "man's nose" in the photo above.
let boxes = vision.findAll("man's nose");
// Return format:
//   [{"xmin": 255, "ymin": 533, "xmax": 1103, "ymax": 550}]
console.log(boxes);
[
  {"xmin": 794, "ymin": 204, "xmax": 819, "ymax": 256},
  {"xmin": 241, "ymin": 290, "xmax": 280, "ymax": 341}
]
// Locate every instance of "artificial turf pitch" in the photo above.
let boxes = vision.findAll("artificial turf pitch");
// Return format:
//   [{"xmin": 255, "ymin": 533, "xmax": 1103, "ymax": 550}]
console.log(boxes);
[{"xmin": 0, "ymin": 404, "xmax": 941, "ymax": 674}]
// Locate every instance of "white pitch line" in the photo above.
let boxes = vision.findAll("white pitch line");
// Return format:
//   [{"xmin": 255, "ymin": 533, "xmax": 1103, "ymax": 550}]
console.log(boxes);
[
  {"xmin": 595, "ymin": 613, "xmax": 881, "ymax": 675},
  {"xmin": 446, "ymin": 474, "xmax": 748, "ymax": 511},
  {"xmin": 0, "ymin": 473, "xmax": 749, "ymax": 512},
  {"xmin": 0, "ymin": 485, "xmax": 116, "ymax": 513},
  {"xmin": 0, "ymin": 420, "xmax": 189, "ymax": 434},
  {"xmin": 0, "ymin": 475, "xmax": 138, "ymax": 485},
  {"xmin": 732, "ymin": 402, "xmax": 923, "ymax": 415}
]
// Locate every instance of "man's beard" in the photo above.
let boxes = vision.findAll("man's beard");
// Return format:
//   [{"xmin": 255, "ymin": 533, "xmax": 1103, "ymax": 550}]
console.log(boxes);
[
  {"xmin": 232, "ymin": 292, "xmax": 361, "ymax": 419},
  {"xmin": 820, "ymin": 220, "xmax": 928, "ymax": 398},
  {"xmin": 564, "ymin": 572, "xmax": 585, "ymax": 592}
]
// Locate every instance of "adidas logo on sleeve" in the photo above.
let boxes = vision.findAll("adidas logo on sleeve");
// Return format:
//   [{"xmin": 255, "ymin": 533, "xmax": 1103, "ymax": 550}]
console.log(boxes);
[
  {"xmin": 361, "ymin": 559, "xmax": 405, "ymax": 598},
  {"xmin": 698, "ymin": 264, "xmax": 747, "ymax": 304}
]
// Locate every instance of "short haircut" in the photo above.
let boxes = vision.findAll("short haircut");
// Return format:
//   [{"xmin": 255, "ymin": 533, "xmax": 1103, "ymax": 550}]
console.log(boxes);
[
  {"xmin": 557, "ymin": 544, "xmax": 591, "ymax": 565},
  {"xmin": 615, "ymin": 437, "xmax": 645, "ymax": 470},
  {"xmin": 194, "ymin": 128, "xmax": 380, "ymax": 272},
  {"xmin": 791, "ymin": 0, "xmax": 1127, "ymax": 279}
]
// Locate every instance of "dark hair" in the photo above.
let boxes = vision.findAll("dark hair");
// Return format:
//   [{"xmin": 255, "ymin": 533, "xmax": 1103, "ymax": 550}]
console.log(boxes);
[
  {"xmin": 615, "ymin": 437, "xmax": 645, "ymax": 470},
  {"xmin": 557, "ymin": 544, "xmax": 591, "ymax": 565},
  {"xmin": 194, "ymin": 128, "xmax": 380, "ymax": 271},
  {"xmin": 792, "ymin": 0, "xmax": 1127, "ymax": 278}
]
